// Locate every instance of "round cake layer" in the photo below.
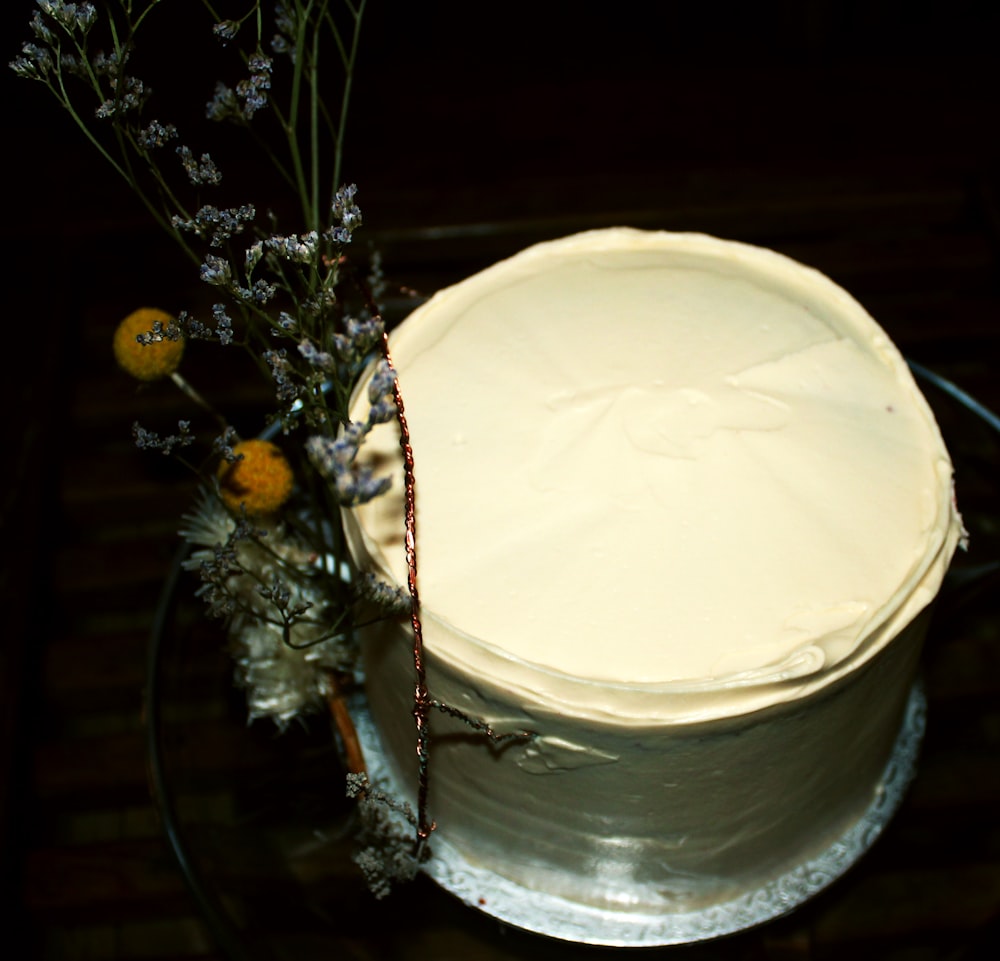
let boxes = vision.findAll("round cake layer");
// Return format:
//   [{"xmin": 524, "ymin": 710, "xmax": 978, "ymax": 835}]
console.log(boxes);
[{"xmin": 344, "ymin": 228, "xmax": 963, "ymax": 925}]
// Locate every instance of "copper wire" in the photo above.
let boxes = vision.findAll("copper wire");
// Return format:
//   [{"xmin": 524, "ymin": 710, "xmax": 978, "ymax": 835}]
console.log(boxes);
[{"xmin": 379, "ymin": 329, "xmax": 436, "ymax": 850}]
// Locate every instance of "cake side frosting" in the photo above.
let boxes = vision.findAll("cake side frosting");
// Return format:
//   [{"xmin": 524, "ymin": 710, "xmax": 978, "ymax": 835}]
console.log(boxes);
[
  {"xmin": 361, "ymin": 601, "xmax": 929, "ymax": 914},
  {"xmin": 345, "ymin": 228, "xmax": 962, "ymax": 723}
]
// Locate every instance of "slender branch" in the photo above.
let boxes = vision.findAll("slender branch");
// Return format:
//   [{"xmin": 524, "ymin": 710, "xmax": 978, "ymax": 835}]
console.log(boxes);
[
  {"xmin": 326, "ymin": 670, "xmax": 367, "ymax": 775},
  {"xmin": 170, "ymin": 372, "xmax": 228, "ymax": 429}
]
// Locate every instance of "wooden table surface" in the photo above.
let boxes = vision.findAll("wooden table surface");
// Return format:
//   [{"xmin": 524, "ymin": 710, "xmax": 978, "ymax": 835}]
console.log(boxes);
[{"xmin": 4, "ymin": 3, "xmax": 999, "ymax": 958}]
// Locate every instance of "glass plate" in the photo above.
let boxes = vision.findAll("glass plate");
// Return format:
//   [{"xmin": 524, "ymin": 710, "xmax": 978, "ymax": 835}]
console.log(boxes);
[{"xmin": 146, "ymin": 361, "xmax": 999, "ymax": 959}]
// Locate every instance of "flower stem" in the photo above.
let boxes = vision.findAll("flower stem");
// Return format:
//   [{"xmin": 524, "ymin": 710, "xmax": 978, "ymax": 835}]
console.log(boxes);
[{"xmin": 170, "ymin": 371, "xmax": 228, "ymax": 431}]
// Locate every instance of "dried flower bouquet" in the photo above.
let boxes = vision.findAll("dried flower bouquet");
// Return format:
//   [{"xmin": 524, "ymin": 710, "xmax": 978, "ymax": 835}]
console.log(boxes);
[{"xmin": 12, "ymin": 0, "xmax": 518, "ymax": 895}]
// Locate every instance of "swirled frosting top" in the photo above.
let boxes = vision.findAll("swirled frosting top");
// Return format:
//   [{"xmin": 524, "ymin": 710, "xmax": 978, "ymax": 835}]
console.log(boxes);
[{"xmin": 347, "ymin": 229, "xmax": 963, "ymax": 721}]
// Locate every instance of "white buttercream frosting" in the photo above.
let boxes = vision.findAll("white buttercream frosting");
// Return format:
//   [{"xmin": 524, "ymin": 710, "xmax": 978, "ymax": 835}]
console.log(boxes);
[
  {"xmin": 348, "ymin": 229, "xmax": 960, "ymax": 718},
  {"xmin": 344, "ymin": 228, "xmax": 963, "ymax": 921}
]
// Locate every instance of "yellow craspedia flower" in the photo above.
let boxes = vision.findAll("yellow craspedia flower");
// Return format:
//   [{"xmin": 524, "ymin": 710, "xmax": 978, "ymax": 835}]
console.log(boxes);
[
  {"xmin": 113, "ymin": 307, "xmax": 185, "ymax": 381},
  {"xmin": 218, "ymin": 439, "xmax": 295, "ymax": 516}
]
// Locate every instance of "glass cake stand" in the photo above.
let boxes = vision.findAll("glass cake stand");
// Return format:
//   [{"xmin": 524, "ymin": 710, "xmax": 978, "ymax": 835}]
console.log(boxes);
[{"xmin": 146, "ymin": 363, "xmax": 1000, "ymax": 959}]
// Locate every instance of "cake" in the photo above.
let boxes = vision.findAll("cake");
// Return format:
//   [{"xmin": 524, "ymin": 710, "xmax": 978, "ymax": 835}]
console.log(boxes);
[{"xmin": 343, "ymin": 228, "xmax": 964, "ymax": 943}]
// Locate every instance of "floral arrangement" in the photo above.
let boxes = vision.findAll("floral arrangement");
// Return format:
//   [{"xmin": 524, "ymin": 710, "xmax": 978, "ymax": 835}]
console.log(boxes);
[{"xmin": 12, "ymin": 0, "xmax": 523, "ymax": 896}]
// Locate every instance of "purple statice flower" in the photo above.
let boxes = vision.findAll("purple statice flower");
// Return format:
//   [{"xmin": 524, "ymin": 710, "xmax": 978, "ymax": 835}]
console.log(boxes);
[
  {"xmin": 138, "ymin": 120, "xmax": 178, "ymax": 149},
  {"xmin": 173, "ymin": 204, "xmax": 256, "ymax": 247},
  {"xmin": 200, "ymin": 253, "xmax": 232, "ymax": 286},
  {"xmin": 177, "ymin": 145, "xmax": 223, "ymax": 186}
]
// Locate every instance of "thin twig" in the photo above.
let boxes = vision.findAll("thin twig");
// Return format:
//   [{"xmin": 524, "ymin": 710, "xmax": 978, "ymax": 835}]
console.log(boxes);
[{"xmin": 326, "ymin": 670, "xmax": 367, "ymax": 776}]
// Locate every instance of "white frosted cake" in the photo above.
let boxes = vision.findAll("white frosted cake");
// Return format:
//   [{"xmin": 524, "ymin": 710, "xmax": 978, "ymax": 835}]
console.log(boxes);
[{"xmin": 344, "ymin": 228, "xmax": 963, "ymax": 942}]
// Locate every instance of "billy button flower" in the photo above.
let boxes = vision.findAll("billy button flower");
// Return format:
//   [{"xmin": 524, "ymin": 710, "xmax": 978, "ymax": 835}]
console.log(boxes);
[
  {"xmin": 218, "ymin": 439, "xmax": 295, "ymax": 516},
  {"xmin": 114, "ymin": 307, "xmax": 229, "ymax": 429},
  {"xmin": 113, "ymin": 307, "xmax": 185, "ymax": 381}
]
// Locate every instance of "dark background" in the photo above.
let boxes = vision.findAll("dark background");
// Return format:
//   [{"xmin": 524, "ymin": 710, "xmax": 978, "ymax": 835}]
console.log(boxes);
[{"xmin": 3, "ymin": 1, "xmax": 999, "ymax": 958}]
